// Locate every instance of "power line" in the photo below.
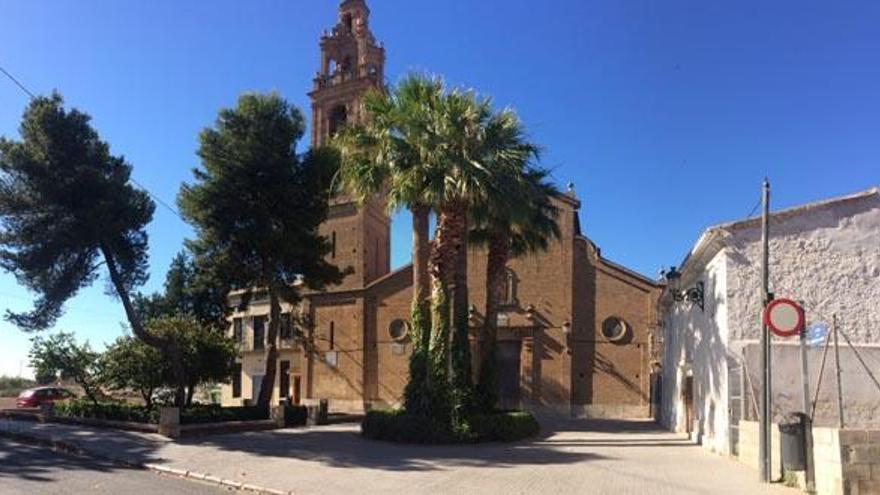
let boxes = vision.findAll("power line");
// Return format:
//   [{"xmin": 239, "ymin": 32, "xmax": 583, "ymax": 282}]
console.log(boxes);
[
  {"xmin": 130, "ymin": 178, "xmax": 185, "ymax": 221},
  {"xmin": 745, "ymin": 196, "xmax": 762, "ymax": 219},
  {"xmin": 0, "ymin": 64, "xmax": 35, "ymax": 99}
]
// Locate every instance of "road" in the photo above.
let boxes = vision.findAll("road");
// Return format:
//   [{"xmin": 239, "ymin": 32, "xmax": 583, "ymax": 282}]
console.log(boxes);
[{"xmin": 0, "ymin": 437, "xmax": 228, "ymax": 495}]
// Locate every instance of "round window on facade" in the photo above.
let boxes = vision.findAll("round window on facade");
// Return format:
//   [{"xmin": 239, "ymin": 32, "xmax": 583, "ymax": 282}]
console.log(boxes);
[
  {"xmin": 601, "ymin": 317, "xmax": 630, "ymax": 343},
  {"xmin": 388, "ymin": 319, "xmax": 410, "ymax": 342}
]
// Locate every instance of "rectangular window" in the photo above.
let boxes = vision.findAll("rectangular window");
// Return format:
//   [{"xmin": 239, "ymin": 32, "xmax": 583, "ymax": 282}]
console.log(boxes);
[
  {"xmin": 329, "ymin": 321, "xmax": 335, "ymax": 350},
  {"xmin": 233, "ymin": 318, "xmax": 243, "ymax": 343},
  {"xmin": 279, "ymin": 361, "xmax": 290, "ymax": 398},
  {"xmin": 331, "ymin": 231, "xmax": 337, "ymax": 259},
  {"xmin": 232, "ymin": 363, "xmax": 242, "ymax": 398},
  {"xmin": 253, "ymin": 316, "xmax": 266, "ymax": 350},
  {"xmin": 280, "ymin": 313, "xmax": 293, "ymax": 340}
]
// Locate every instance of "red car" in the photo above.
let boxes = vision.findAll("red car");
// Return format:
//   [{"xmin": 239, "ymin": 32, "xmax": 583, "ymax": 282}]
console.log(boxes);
[{"xmin": 16, "ymin": 387, "xmax": 75, "ymax": 408}]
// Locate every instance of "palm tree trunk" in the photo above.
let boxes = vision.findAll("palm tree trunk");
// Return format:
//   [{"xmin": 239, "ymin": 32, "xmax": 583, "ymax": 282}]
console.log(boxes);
[
  {"xmin": 476, "ymin": 231, "xmax": 510, "ymax": 412},
  {"xmin": 428, "ymin": 201, "xmax": 467, "ymax": 375},
  {"xmin": 411, "ymin": 203, "xmax": 431, "ymax": 352},
  {"xmin": 257, "ymin": 282, "xmax": 281, "ymax": 410},
  {"xmin": 412, "ymin": 203, "xmax": 431, "ymax": 308},
  {"xmin": 481, "ymin": 232, "xmax": 510, "ymax": 370}
]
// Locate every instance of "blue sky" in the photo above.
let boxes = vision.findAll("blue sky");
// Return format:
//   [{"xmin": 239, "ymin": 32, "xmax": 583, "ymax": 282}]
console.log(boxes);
[{"xmin": 1, "ymin": 0, "xmax": 878, "ymax": 377}]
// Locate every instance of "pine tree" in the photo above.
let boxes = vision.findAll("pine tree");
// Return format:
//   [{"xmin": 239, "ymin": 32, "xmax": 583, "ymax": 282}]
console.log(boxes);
[{"xmin": 179, "ymin": 92, "xmax": 344, "ymax": 410}]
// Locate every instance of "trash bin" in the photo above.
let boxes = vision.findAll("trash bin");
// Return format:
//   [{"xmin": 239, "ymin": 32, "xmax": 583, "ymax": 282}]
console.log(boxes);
[
  {"xmin": 779, "ymin": 413, "xmax": 807, "ymax": 471},
  {"xmin": 318, "ymin": 398, "xmax": 329, "ymax": 425}
]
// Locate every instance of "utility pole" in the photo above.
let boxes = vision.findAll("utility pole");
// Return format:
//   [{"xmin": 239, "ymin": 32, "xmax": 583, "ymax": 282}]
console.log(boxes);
[
  {"xmin": 760, "ymin": 178, "xmax": 772, "ymax": 483},
  {"xmin": 800, "ymin": 309, "xmax": 816, "ymax": 494},
  {"xmin": 832, "ymin": 313, "xmax": 845, "ymax": 429}
]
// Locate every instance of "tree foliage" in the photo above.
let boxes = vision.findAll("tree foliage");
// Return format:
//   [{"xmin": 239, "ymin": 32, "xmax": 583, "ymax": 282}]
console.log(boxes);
[
  {"xmin": 102, "ymin": 335, "xmax": 166, "ymax": 408},
  {"xmin": 0, "ymin": 93, "xmax": 155, "ymax": 341},
  {"xmin": 134, "ymin": 251, "xmax": 227, "ymax": 330},
  {"xmin": 29, "ymin": 332, "xmax": 102, "ymax": 404},
  {"xmin": 179, "ymin": 92, "xmax": 344, "ymax": 409}
]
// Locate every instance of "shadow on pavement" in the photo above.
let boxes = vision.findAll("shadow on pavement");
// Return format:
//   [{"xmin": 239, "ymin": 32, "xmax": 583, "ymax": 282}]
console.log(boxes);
[
  {"xmin": 179, "ymin": 424, "xmax": 610, "ymax": 472},
  {"xmin": 0, "ymin": 437, "xmax": 135, "ymax": 484}
]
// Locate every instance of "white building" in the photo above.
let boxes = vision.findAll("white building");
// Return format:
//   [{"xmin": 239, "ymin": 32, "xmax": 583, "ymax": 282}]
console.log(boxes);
[{"xmin": 659, "ymin": 187, "xmax": 880, "ymax": 456}]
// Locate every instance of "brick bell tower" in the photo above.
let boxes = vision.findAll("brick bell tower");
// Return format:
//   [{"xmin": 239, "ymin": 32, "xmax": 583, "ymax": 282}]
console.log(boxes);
[{"xmin": 310, "ymin": 0, "xmax": 390, "ymax": 290}]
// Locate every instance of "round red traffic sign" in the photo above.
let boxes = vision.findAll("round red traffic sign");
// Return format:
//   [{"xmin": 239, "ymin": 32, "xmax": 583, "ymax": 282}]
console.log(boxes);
[{"xmin": 763, "ymin": 298, "xmax": 805, "ymax": 338}]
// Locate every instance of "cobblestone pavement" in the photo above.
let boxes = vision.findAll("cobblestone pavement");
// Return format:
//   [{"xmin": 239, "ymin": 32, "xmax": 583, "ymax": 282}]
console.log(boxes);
[{"xmin": 0, "ymin": 417, "xmax": 799, "ymax": 494}]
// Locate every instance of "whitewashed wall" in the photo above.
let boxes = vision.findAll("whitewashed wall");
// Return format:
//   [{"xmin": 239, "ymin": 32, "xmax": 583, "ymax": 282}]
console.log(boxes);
[
  {"xmin": 662, "ymin": 191, "xmax": 880, "ymax": 441},
  {"xmin": 661, "ymin": 248, "xmax": 732, "ymax": 455}
]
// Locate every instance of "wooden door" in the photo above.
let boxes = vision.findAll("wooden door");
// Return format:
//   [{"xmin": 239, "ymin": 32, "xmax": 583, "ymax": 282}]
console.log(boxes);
[{"xmin": 293, "ymin": 375, "xmax": 302, "ymax": 405}]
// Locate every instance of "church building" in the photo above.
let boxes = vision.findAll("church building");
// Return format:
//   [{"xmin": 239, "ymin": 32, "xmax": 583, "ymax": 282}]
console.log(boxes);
[{"xmin": 221, "ymin": 0, "xmax": 662, "ymax": 419}]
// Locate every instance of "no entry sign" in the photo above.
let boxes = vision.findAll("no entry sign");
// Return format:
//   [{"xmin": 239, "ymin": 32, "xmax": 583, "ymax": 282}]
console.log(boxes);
[{"xmin": 763, "ymin": 298, "xmax": 805, "ymax": 338}]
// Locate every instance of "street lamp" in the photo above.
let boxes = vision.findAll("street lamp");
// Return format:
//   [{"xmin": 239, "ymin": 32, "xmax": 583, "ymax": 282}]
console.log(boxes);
[{"xmin": 665, "ymin": 266, "xmax": 705, "ymax": 312}]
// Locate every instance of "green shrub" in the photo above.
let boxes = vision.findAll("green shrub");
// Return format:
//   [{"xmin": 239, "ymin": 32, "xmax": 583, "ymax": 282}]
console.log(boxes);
[
  {"xmin": 54, "ymin": 399, "xmax": 159, "ymax": 424},
  {"xmin": 470, "ymin": 411, "xmax": 539, "ymax": 442},
  {"xmin": 179, "ymin": 405, "xmax": 269, "ymax": 424},
  {"xmin": 361, "ymin": 409, "xmax": 538, "ymax": 444},
  {"xmin": 362, "ymin": 410, "xmax": 454, "ymax": 443},
  {"xmin": 284, "ymin": 404, "xmax": 308, "ymax": 426}
]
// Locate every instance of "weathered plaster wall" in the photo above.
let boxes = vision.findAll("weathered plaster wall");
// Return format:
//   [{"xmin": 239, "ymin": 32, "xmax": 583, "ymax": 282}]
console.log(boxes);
[
  {"xmin": 725, "ymin": 194, "xmax": 880, "ymax": 344},
  {"xmin": 727, "ymin": 194, "xmax": 880, "ymax": 427}
]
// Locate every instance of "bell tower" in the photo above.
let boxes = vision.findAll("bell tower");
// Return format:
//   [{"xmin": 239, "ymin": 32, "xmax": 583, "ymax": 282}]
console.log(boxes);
[
  {"xmin": 310, "ymin": 0, "xmax": 390, "ymax": 290},
  {"xmin": 310, "ymin": 0, "xmax": 385, "ymax": 147}
]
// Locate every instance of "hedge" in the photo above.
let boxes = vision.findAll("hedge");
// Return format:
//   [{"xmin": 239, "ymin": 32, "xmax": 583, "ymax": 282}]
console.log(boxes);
[
  {"xmin": 470, "ymin": 411, "xmax": 540, "ymax": 442},
  {"xmin": 361, "ymin": 409, "xmax": 539, "ymax": 444},
  {"xmin": 52, "ymin": 400, "xmax": 307, "ymax": 426},
  {"xmin": 54, "ymin": 400, "xmax": 159, "ymax": 424},
  {"xmin": 180, "ymin": 405, "xmax": 269, "ymax": 424},
  {"xmin": 284, "ymin": 404, "xmax": 308, "ymax": 426}
]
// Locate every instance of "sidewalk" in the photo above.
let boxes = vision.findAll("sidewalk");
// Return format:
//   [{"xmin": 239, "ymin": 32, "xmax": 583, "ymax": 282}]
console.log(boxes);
[{"xmin": 0, "ymin": 417, "xmax": 799, "ymax": 495}]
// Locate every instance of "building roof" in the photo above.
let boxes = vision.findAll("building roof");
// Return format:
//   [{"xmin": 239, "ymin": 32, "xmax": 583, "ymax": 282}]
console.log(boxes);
[{"xmin": 674, "ymin": 186, "xmax": 880, "ymax": 278}]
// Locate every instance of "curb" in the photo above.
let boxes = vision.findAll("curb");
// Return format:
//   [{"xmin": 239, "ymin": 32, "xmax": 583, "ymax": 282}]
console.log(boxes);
[{"xmin": 0, "ymin": 427, "xmax": 292, "ymax": 495}]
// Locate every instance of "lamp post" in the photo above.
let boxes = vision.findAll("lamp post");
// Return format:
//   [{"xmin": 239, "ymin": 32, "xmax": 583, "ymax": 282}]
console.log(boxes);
[{"xmin": 664, "ymin": 266, "xmax": 705, "ymax": 312}]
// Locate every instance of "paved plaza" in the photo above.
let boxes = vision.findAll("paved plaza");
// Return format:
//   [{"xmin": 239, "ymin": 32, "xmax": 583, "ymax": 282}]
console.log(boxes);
[{"xmin": 0, "ymin": 417, "xmax": 799, "ymax": 494}]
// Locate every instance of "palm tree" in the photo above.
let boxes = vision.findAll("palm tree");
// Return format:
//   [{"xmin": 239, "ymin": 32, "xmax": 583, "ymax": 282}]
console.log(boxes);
[
  {"xmin": 334, "ymin": 75, "xmax": 446, "ymax": 416},
  {"xmin": 471, "ymin": 166, "xmax": 561, "ymax": 411}
]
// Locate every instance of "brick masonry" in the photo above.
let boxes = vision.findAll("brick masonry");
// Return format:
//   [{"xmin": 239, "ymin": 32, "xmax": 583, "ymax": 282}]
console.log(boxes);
[{"xmin": 221, "ymin": 1, "xmax": 662, "ymax": 417}]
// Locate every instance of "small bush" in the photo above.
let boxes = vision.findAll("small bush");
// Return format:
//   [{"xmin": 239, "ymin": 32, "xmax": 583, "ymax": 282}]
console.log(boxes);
[
  {"xmin": 179, "ymin": 405, "xmax": 269, "ymax": 424},
  {"xmin": 284, "ymin": 404, "xmax": 308, "ymax": 426},
  {"xmin": 362, "ymin": 409, "xmax": 539, "ymax": 444},
  {"xmin": 471, "ymin": 411, "xmax": 540, "ymax": 442},
  {"xmin": 54, "ymin": 399, "xmax": 159, "ymax": 424}
]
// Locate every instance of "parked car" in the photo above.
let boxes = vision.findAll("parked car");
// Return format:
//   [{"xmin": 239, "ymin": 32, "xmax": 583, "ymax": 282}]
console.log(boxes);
[{"xmin": 16, "ymin": 387, "xmax": 75, "ymax": 408}]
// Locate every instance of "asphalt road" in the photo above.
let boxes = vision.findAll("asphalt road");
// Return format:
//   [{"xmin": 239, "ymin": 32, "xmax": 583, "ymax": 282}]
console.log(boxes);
[{"xmin": 0, "ymin": 437, "xmax": 229, "ymax": 495}]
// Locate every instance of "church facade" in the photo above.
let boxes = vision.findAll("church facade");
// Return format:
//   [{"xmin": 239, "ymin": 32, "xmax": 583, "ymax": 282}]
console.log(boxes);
[{"xmin": 221, "ymin": 0, "xmax": 662, "ymax": 418}]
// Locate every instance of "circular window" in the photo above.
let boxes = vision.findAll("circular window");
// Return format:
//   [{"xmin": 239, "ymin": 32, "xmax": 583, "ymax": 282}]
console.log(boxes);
[
  {"xmin": 388, "ymin": 319, "xmax": 410, "ymax": 342},
  {"xmin": 601, "ymin": 317, "xmax": 630, "ymax": 343}
]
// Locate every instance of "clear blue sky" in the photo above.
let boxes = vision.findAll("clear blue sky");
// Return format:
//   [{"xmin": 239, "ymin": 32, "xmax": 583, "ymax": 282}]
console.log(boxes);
[{"xmin": 1, "ymin": 0, "xmax": 878, "ymax": 377}]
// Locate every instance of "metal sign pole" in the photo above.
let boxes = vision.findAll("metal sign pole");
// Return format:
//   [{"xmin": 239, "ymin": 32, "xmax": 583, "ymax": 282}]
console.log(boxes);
[
  {"xmin": 759, "ymin": 179, "xmax": 772, "ymax": 483},
  {"xmin": 800, "ymin": 312, "xmax": 816, "ymax": 493},
  {"xmin": 832, "ymin": 314, "xmax": 845, "ymax": 429}
]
